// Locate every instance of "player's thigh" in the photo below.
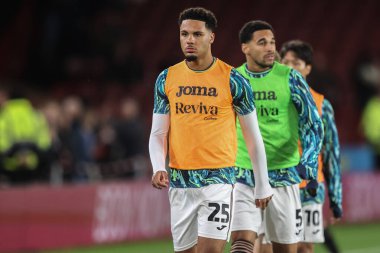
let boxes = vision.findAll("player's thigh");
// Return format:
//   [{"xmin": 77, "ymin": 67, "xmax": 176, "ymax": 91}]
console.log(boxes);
[
  {"xmin": 264, "ymin": 184, "xmax": 303, "ymax": 244},
  {"xmin": 198, "ymin": 184, "xmax": 233, "ymax": 241},
  {"xmin": 169, "ymin": 188, "xmax": 199, "ymax": 252},
  {"xmin": 231, "ymin": 183, "xmax": 262, "ymax": 238},
  {"xmin": 302, "ymin": 203, "xmax": 324, "ymax": 243}
]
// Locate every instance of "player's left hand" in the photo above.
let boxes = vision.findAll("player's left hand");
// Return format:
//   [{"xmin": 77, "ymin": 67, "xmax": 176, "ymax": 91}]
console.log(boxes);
[
  {"xmin": 330, "ymin": 206, "xmax": 342, "ymax": 224},
  {"xmin": 329, "ymin": 217, "xmax": 341, "ymax": 225},
  {"xmin": 255, "ymin": 195, "xmax": 273, "ymax": 209}
]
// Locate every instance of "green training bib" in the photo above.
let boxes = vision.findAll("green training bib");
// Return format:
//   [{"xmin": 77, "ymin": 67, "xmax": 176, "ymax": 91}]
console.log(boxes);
[{"xmin": 235, "ymin": 62, "xmax": 300, "ymax": 171}]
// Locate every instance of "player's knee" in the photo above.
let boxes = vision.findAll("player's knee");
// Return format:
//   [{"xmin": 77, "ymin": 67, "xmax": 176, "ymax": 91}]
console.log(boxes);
[
  {"xmin": 231, "ymin": 230, "xmax": 257, "ymax": 243},
  {"xmin": 230, "ymin": 239, "xmax": 254, "ymax": 253},
  {"xmin": 297, "ymin": 243, "xmax": 313, "ymax": 253},
  {"xmin": 260, "ymin": 243, "xmax": 273, "ymax": 253}
]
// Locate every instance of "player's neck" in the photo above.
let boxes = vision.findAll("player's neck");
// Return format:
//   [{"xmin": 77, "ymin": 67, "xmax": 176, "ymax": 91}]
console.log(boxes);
[
  {"xmin": 246, "ymin": 59, "xmax": 271, "ymax": 73},
  {"xmin": 186, "ymin": 54, "xmax": 214, "ymax": 71}
]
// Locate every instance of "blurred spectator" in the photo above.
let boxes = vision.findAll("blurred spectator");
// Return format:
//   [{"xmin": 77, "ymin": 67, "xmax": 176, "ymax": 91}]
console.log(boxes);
[
  {"xmin": 0, "ymin": 87, "xmax": 52, "ymax": 185},
  {"xmin": 115, "ymin": 97, "xmax": 146, "ymax": 159},
  {"xmin": 41, "ymin": 100, "xmax": 62, "ymax": 145},
  {"xmin": 352, "ymin": 52, "xmax": 380, "ymax": 112},
  {"xmin": 94, "ymin": 97, "xmax": 148, "ymax": 179},
  {"xmin": 361, "ymin": 87, "xmax": 380, "ymax": 170},
  {"xmin": 59, "ymin": 96, "xmax": 96, "ymax": 182},
  {"xmin": 40, "ymin": 99, "xmax": 71, "ymax": 184},
  {"xmin": 308, "ymin": 51, "xmax": 340, "ymax": 108}
]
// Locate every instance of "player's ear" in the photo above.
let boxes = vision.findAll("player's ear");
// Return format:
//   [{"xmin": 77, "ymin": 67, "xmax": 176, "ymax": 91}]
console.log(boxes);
[
  {"xmin": 241, "ymin": 43, "xmax": 249, "ymax": 54},
  {"xmin": 210, "ymin": 32, "xmax": 215, "ymax": 44},
  {"xmin": 305, "ymin": 64, "xmax": 312, "ymax": 76}
]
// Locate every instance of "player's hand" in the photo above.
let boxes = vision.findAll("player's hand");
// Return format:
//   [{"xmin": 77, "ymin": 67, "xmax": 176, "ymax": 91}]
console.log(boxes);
[
  {"xmin": 330, "ymin": 206, "xmax": 342, "ymax": 224},
  {"xmin": 329, "ymin": 217, "xmax": 341, "ymax": 225},
  {"xmin": 306, "ymin": 179, "xmax": 318, "ymax": 197},
  {"xmin": 255, "ymin": 195, "xmax": 273, "ymax": 209},
  {"xmin": 151, "ymin": 171, "xmax": 169, "ymax": 189}
]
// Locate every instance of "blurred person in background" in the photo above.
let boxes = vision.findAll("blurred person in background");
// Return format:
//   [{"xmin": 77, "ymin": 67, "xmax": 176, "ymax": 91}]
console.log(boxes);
[
  {"xmin": 352, "ymin": 52, "xmax": 380, "ymax": 113},
  {"xmin": 307, "ymin": 52, "xmax": 339, "ymax": 109},
  {"xmin": 59, "ymin": 96, "xmax": 96, "ymax": 182},
  {"xmin": 95, "ymin": 97, "xmax": 150, "ymax": 179},
  {"xmin": 280, "ymin": 40, "xmax": 342, "ymax": 253},
  {"xmin": 113, "ymin": 97, "xmax": 148, "ymax": 178},
  {"xmin": 0, "ymin": 87, "xmax": 52, "ymax": 185},
  {"xmin": 94, "ymin": 97, "xmax": 148, "ymax": 180},
  {"xmin": 40, "ymin": 99, "xmax": 65, "ymax": 184},
  {"xmin": 361, "ymin": 84, "xmax": 380, "ymax": 171},
  {"xmin": 231, "ymin": 21, "xmax": 323, "ymax": 253},
  {"xmin": 149, "ymin": 7, "xmax": 272, "ymax": 253}
]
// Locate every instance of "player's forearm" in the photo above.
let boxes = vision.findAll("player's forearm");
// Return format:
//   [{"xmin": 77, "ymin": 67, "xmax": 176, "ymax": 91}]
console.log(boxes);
[
  {"xmin": 321, "ymin": 99, "xmax": 342, "ymax": 215},
  {"xmin": 238, "ymin": 111, "xmax": 273, "ymax": 199},
  {"xmin": 296, "ymin": 112, "xmax": 323, "ymax": 180},
  {"xmin": 289, "ymin": 70, "xmax": 324, "ymax": 179},
  {"xmin": 323, "ymin": 148, "xmax": 342, "ymax": 211},
  {"xmin": 300, "ymin": 117, "xmax": 323, "ymax": 179},
  {"xmin": 149, "ymin": 114, "xmax": 170, "ymax": 174},
  {"xmin": 324, "ymin": 153, "xmax": 343, "ymax": 216},
  {"xmin": 326, "ymin": 174, "xmax": 343, "ymax": 218},
  {"xmin": 328, "ymin": 178, "xmax": 343, "ymax": 214}
]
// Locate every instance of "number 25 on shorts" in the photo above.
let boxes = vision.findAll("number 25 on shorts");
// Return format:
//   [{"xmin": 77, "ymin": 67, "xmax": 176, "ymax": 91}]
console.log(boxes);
[{"xmin": 208, "ymin": 203, "xmax": 230, "ymax": 223}]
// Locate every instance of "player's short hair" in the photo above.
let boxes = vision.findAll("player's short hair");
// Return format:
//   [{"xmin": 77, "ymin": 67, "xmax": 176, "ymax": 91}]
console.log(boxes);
[
  {"xmin": 280, "ymin": 40, "xmax": 313, "ymax": 65},
  {"xmin": 239, "ymin": 20, "xmax": 274, "ymax": 44},
  {"xmin": 178, "ymin": 7, "xmax": 217, "ymax": 32}
]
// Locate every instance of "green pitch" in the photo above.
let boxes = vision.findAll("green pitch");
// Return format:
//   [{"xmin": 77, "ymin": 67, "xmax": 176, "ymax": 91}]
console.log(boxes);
[{"xmin": 43, "ymin": 223, "xmax": 380, "ymax": 253}]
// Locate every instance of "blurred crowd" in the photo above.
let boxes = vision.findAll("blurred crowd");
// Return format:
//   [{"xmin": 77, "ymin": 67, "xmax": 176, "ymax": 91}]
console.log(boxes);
[
  {"xmin": 0, "ymin": 1, "xmax": 153, "ymax": 186},
  {"xmin": 0, "ymin": 85, "xmax": 151, "ymax": 186},
  {"xmin": 355, "ymin": 53, "xmax": 380, "ymax": 170}
]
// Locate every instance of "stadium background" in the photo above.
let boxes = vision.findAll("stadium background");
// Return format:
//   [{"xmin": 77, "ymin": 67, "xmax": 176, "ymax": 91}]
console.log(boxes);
[{"xmin": 0, "ymin": 0, "xmax": 379, "ymax": 252}]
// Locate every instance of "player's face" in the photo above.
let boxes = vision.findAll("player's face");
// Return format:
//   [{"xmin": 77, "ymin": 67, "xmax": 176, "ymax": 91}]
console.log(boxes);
[
  {"xmin": 242, "ymin": 29, "xmax": 275, "ymax": 70},
  {"xmin": 281, "ymin": 51, "xmax": 311, "ymax": 78},
  {"xmin": 180, "ymin": 19, "xmax": 215, "ymax": 61}
]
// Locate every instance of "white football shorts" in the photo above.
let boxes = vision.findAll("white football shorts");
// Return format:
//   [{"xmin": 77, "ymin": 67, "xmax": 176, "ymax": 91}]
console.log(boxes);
[
  {"xmin": 302, "ymin": 203, "xmax": 325, "ymax": 243},
  {"xmin": 169, "ymin": 184, "xmax": 233, "ymax": 251},
  {"xmin": 263, "ymin": 184, "xmax": 304, "ymax": 244},
  {"xmin": 230, "ymin": 182, "xmax": 262, "ymax": 233}
]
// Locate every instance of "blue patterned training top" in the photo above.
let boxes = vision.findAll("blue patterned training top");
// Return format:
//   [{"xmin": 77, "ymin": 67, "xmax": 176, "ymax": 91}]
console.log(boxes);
[
  {"xmin": 235, "ymin": 67, "xmax": 323, "ymax": 187},
  {"xmin": 300, "ymin": 99, "xmax": 342, "ymax": 218}
]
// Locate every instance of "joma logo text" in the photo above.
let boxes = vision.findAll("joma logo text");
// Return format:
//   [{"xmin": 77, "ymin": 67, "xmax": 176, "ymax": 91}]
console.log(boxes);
[{"xmin": 176, "ymin": 86, "xmax": 218, "ymax": 97}]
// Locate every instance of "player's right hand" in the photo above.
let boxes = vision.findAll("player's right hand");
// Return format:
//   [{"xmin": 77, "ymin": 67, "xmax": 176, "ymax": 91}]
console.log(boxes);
[
  {"xmin": 306, "ymin": 179, "xmax": 318, "ymax": 197},
  {"xmin": 255, "ymin": 195, "xmax": 273, "ymax": 209},
  {"xmin": 151, "ymin": 171, "xmax": 169, "ymax": 189}
]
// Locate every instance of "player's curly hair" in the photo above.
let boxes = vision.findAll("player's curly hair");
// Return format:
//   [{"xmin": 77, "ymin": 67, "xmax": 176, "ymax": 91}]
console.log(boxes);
[
  {"xmin": 239, "ymin": 20, "xmax": 274, "ymax": 44},
  {"xmin": 280, "ymin": 40, "xmax": 313, "ymax": 65},
  {"xmin": 178, "ymin": 7, "xmax": 217, "ymax": 32}
]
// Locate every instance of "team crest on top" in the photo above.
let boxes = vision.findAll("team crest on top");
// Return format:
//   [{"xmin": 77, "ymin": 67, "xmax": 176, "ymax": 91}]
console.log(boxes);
[{"xmin": 176, "ymin": 86, "xmax": 218, "ymax": 97}]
